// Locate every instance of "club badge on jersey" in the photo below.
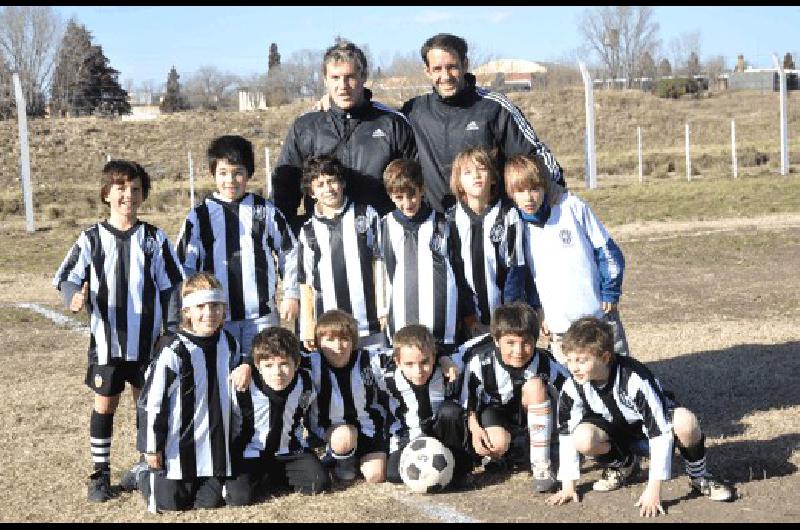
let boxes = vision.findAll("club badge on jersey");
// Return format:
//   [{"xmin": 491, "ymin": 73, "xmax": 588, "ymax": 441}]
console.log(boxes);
[
  {"xmin": 355, "ymin": 215, "xmax": 370, "ymax": 234},
  {"xmin": 143, "ymin": 235, "xmax": 158, "ymax": 257},
  {"xmin": 559, "ymin": 229, "xmax": 572, "ymax": 246},
  {"xmin": 489, "ymin": 224, "xmax": 505, "ymax": 243}
]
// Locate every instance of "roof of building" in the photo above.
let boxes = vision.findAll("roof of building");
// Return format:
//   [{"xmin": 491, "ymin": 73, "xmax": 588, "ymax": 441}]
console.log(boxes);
[{"xmin": 473, "ymin": 59, "xmax": 547, "ymax": 75}]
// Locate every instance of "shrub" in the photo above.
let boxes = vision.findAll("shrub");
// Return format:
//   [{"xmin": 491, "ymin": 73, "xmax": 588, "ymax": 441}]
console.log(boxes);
[{"xmin": 654, "ymin": 78, "xmax": 700, "ymax": 99}]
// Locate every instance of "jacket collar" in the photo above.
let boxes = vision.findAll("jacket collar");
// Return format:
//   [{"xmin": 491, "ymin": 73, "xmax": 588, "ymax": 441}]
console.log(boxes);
[
  {"xmin": 329, "ymin": 88, "xmax": 373, "ymax": 119},
  {"xmin": 434, "ymin": 73, "xmax": 477, "ymax": 106}
]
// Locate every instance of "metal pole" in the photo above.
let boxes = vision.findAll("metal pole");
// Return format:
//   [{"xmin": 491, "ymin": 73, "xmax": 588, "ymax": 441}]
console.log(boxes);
[
  {"xmin": 685, "ymin": 123, "xmax": 691, "ymax": 182},
  {"xmin": 637, "ymin": 126, "xmax": 643, "ymax": 184},
  {"xmin": 578, "ymin": 61, "xmax": 597, "ymax": 189},
  {"xmin": 12, "ymin": 73, "xmax": 35, "ymax": 233},
  {"xmin": 731, "ymin": 119, "xmax": 738, "ymax": 179},
  {"xmin": 188, "ymin": 151, "xmax": 195, "ymax": 207},
  {"xmin": 771, "ymin": 53, "xmax": 789, "ymax": 175},
  {"xmin": 265, "ymin": 146, "xmax": 272, "ymax": 199}
]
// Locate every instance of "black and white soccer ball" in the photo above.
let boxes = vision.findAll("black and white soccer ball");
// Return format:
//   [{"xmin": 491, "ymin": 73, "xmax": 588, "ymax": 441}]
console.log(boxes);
[{"xmin": 399, "ymin": 436, "xmax": 455, "ymax": 493}]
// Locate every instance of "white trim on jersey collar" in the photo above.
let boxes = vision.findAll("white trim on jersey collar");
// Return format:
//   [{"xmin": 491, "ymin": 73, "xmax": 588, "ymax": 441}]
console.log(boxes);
[{"xmin": 182, "ymin": 289, "xmax": 226, "ymax": 309}]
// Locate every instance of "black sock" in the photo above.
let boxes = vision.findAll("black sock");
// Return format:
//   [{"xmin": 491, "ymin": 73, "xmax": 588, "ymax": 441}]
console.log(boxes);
[
  {"xmin": 593, "ymin": 442, "xmax": 631, "ymax": 469},
  {"xmin": 679, "ymin": 434, "xmax": 707, "ymax": 478},
  {"xmin": 90, "ymin": 410, "xmax": 114, "ymax": 471}
]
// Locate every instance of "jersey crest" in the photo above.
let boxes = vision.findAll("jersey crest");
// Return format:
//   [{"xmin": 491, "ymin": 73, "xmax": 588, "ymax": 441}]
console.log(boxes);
[
  {"xmin": 143, "ymin": 234, "xmax": 158, "ymax": 257},
  {"xmin": 559, "ymin": 229, "xmax": 572, "ymax": 246},
  {"xmin": 252, "ymin": 204, "xmax": 268, "ymax": 223},
  {"xmin": 489, "ymin": 224, "xmax": 505, "ymax": 243},
  {"xmin": 298, "ymin": 389, "xmax": 313, "ymax": 411},
  {"xmin": 355, "ymin": 214, "xmax": 370, "ymax": 234},
  {"xmin": 429, "ymin": 231, "xmax": 445, "ymax": 257},
  {"xmin": 361, "ymin": 366, "xmax": 375, "ymax": 386}
]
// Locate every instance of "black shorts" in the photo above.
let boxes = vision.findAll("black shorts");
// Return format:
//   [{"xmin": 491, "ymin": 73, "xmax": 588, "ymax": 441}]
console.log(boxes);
[
  {"xmin": 227, "ymin": 450, "xmax": 330, "ymax": 506},
  {"xmin": 353, "ymin": 431, "xmax": 387, "ymax": 458},
  {"xmin": 479, "ymin": 404, "xmax": 518, "ymax": 433},
  {"xmin": 139, "ymin": 471, "xmax": 224, "ymax": 512},
  {"xmin": 85, "ymin": 361, "xmax": 146, "ymax": 396},
  {"xmin": 579, "ymin": 403, "xmax": 677, "ymax": 457}
]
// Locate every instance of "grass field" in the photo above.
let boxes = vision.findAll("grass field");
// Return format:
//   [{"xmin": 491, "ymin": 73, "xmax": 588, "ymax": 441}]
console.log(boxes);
[{"xmin": 0, "ymin": 88, "xmax": 798, "ymax": 522}]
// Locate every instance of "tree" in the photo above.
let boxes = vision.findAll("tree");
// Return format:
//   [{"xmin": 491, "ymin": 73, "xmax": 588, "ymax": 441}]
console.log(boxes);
[
  {"xmin": 159, "ymin": 66, "xmax": 189, "ymax": 113},
  {"xmin": 578, "ymin": 6, "xmax": 660, "ymax": 87},
  {"xmin": 0, "ymin": 6, "xmax": 64, "ymax": 116},
  {"xmin": 784, "ymin": 52, "xmax": 795, "ymax": 70},
  {"xmin": 0, "ymin": 57, "xmax": 14, "ymax": 119},
  {"xmin": 686, "ymin": 52, "xmax": 701, "ymax": 77},
  {"xmin": 638, "ymin": 51, "xmax": 657, "ymax": 80},
  {"xmin": 669, "ymin": 30, "xmax": 701, "ymax": 76},
  {"xmin": 658, "ymin": 58, "xmax": 672, "ymax": 78},
  {"xmin": 185, "ymin": 66, "xmax": 238, "ymax": 110},
  {"xmin": 268, "ymin": 42, "xmax": 280, "ymax": 72},
  {"xmin": 50, "ymin": 20, "xmax": 130, "ymax": 117}
]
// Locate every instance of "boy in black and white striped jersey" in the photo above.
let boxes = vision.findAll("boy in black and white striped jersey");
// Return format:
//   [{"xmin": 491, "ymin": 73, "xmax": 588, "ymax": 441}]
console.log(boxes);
[
  {"xmin": 137, "ymin": 272, "xmax": 244, "ymax": 512},
  {"xmin": 53, "ymin": 160, "xmax": 184, "ymax": 503},
  {"xmin": 225, "ymin": 327, "xmax": 330, "ymax": 506},
  {"xmin": 293, "ymin": 155, "xmax": 384, "ymax": 349},
  {"xmin": 376, "ymin": 159, "xmax": 477, "ymax": 358},
  {"xmin": 302, "ymin": 310, "xmax": 388, "ymax": 484},
  {"xmin": 457, "ymin": 302, "xmax": 569, "ymax": 493},
  {"xmin": 176, "ymin": 135, "xmax": 299, "ymax": 356},
  {"xmin": 448, "ymin": 148, "xmax": 526, "ymax": 334}
]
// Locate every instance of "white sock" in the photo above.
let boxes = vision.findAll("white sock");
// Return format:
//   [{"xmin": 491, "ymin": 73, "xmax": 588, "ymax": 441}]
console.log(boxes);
[{"xmin": 527, "ymin": 401, "xmax": 551, "ymax": 467}]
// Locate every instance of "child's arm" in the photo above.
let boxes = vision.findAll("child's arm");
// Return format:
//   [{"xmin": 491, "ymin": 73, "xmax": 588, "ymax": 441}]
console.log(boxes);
[
  {"xmin": 53, "ymin": 233, "xmax": 92, "ymax": 311},
  {"xmin": 174, "ymin": 210, "xmax": 204, "ymax": 278},
  {"xmin": 636, "ymin": 479, "xmax": 665, "ymax": 517},
  {"xmin": 548, "ymin": 383, "xmax": 585, "ymax": 505},
  {"xmin": 139, "ymin": 346, "xmax": 181, "ymax": 469},
  {"xmin": 267, "ymin": 206, "xmax": 301, "ymax": 322},
  {"xmin": 578, "ymin": 201, "xmax": 625, "ymax": 310},
  {"xmin": 153, "ymin": 229, "xmax": 186, "ymax": 333}
]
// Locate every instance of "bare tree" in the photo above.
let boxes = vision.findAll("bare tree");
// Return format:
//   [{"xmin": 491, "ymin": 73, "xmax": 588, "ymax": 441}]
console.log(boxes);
[
  {"xmin": 0, "ymin": 6, "xmax": 64, "ymax": 116},
  {"xmin": 658, "ymin": 57, "xmax": 672, "ymax": 78},
  {"xmin": 185, "ymin": 66, "xmax": 238, "ymax": 110},
  {"xmin": 578, "ymin": 6, "xmax": 660, "ymax": 87},
  {"xmin": 669, "ymin": 30, "xmax": 701, "ymax": 76}
]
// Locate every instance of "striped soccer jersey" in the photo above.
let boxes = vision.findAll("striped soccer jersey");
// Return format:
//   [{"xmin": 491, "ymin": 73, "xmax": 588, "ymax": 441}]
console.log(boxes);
[
  {"xmin": 302, "ymin": 347, "xmax": 386, "ymax": 441},
  {"xmin": 138, "ymin": 330, "xmax": 241, "ymax": 480},
  {"xmin": 556, "ymin": 356, "xmax": 675, "ymax": 483},
  {"xmin": 232, "ymin": 367, "xmax": 318, "ymax": 459},
  {"xmin": 53, "ymin": 221, "xmax": 184, "ymax": 365},
  {"xmin": 378, "ymin": 207, "xmax": 472, "ymax": 345},
  {"xmin": 374, "ymin": 349, "xmax": 456, "ymax": 453},
  {"xmin": 457, "ymin": 334, "xmax": 569, "ymax": 420},
  {"xmin": 175, "ymin": 192, "xmax": 298, "ymax": 322},
  {"xmin": 449, "ymin": 198, "xmax": 523, "ymax": 325},
  {"xmin": 297, "ymin": 200, "xmax": 381, "ymax": 337}
]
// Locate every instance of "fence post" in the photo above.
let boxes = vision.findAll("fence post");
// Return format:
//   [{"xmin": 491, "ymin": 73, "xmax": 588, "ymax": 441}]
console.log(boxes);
[
  {"xmin": 771, "ymin": 53, "xmax": 789, "ymax": 175},
  {"xmin": 685, "ymin": 122, "xmax": 691, "ymax": 182},
  {"xmin": 578, "ymin": 61, "xmax": 597, "ymax": 189},
  {"xmin": 637, "ymin": 126, "xmax": 643, "ymax": 183},
  {"xmin": 12, "ymin": 73, "xmax": 35, "ymax": 233},
  {"xmin": 188, "ymin": 151, "xmax": 195, "ymax": 207},
  {"xmin": 265, "ymin": 146, "xmax": 272, "ymax": 199},
  {"xmin": 731, "ymin": 119, "xmax": 738, "ymax": 179}
]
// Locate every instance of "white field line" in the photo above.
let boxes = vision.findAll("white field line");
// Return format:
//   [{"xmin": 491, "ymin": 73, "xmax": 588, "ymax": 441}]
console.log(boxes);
[
  {"xmin": 616, "ymin": 223, "xmax": 800, "ymax": 244},
  {"xmin": 14, "ymin": 302, "xmax": 89, "ymax": 335},
  {"xmin": 389, "ymin": 489, "xmax": 481, "ymax": 523}
]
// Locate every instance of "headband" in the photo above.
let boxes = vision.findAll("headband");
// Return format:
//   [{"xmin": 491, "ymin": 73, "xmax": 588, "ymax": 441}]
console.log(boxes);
[{"xmin": 182, "ymin": 289, "xmax": 226, "ymax": 309}]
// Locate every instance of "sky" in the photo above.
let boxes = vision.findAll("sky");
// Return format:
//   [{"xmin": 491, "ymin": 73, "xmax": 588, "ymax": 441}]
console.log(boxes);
[{"xmin": 53, "ymin": 6, "xmax": 800, "ymax": 88}]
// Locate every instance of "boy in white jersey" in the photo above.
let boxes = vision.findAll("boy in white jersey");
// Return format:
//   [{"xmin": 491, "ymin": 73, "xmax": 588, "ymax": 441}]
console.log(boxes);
[
  {"xmin": 53, "ymin": 160, "xmax": 184, "ymax": 502},
  {"xmin": 137, "ymin": 272, "xmax": 243, "ymax": 512},
  {"xmin": 547, "ymin": 317, "xmax": 734, "ymax": 517},
  {"xmin": 176, "ymin": 134, "xmax": 299, "ymax": 356},
  {"xmin": 504, "ymin": 154, "xmax": 630, "ymax": 363},
  {"xmin": 226, "ymin": 327, "xmax": 330, "ymax": 506}
]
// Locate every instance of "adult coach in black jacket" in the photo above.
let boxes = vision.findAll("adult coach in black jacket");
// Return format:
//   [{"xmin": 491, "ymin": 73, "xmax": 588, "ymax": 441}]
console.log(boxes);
[
  {"xmin": 401, "ymin": 33, "xmax": 565, "ymax": 213},
  {"xmin": 272, "ymin": 40, "xmax": 417, "ymax": 233}
]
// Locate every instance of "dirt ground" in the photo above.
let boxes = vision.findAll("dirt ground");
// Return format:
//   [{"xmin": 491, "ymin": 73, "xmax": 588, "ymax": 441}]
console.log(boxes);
[{"xmin": 0, "ymin": 213, "xmax": 798, "ymax": 522}]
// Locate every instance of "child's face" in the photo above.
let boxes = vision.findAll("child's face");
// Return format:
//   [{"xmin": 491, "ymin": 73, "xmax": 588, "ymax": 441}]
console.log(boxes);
[
  {"xmin": 105, "ymin": 177, "xmax": 143, "ymax": 218},
  {"xmin": 396, "ymin": 344, "xmax": 434, "ymax": 386},
  {"xmin": 257, "ymin": 355, "xmax": 297, "ymax": 391},
  {"xmin": 185, "ymin": 302, "xmax": 225, "ymax": 336},
  {"xmin": 511, "ymin": 185, "xmax": 545, "ymax": 216},
  {"xmin": 459, "ymin": 162, "xmax": 492, "ymax": 203},
  {"xmin": 214, "ymin": 159, "xmax": 249, "ymax": 201},
  {"xmin": 565, "ymin": 348, "xmax": 611, "ymax": 385},
  {"xmin": 318, "ymin": 332, "xmax": 354, "ymax": 368},
  {"xmin": 310, "ymin": 173, "xmax": 346, "ymax": 211},
  {"xmin": 495, "ymin": 333, "xmax": 535, "ymax": 368},
  {"xmin": 390, "ymin": 187, "xmax": 424, "ymax": 218}
]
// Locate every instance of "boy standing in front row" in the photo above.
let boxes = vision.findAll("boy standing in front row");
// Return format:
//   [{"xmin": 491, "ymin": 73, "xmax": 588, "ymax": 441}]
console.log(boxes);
[
  {"xmin": 176, "ymin": 134, "xmax": 299, "ymax": 356},
  {"xmin": 547, "ymin": 316, "xmax": 734, "ymax": 517},
  {"xmin": 53, "ymin": 160, "xmax": 184, "ymax": 502},
  {"xmin": 457, "ymin": 302, "xmax": 569, "ymax": 493},
  {"xmin": 294, "ymin": 155, "xmax": 384, "ymax": 348},
  {"xmin": 377, "ymin": 159, "xmax": 477, "ymax": 356},
  {"xmin": 504, "ymin": 154, "xmax": 630, "ymax": 363}
]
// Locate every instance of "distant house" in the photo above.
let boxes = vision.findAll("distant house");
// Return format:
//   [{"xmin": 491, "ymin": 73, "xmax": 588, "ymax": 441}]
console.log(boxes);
[
  {"xmin": 122, "ymin": 90, "xmax": 161, "ymax": 121},
  {"xmin": 473, "ymin": 59, "xmax": 547, "ymax": 92},
  {"xmin": 728, "ymin": 68, "xmax": 799, "ymax": 91}
]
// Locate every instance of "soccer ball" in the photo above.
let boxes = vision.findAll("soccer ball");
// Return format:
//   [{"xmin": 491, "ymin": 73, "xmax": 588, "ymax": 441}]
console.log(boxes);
[{"xmin": 399, "ymin": 436, "xmax": 455, "ymax": 493}]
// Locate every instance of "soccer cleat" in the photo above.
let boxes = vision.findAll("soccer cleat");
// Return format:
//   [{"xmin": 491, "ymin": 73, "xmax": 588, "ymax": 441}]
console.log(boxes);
[
  {"xmin": 87, "ymin": 469, "xmax": 113, "ymax": 503},
  {"xmin": 334, "ymin": 456, "xmax": 358, "ymax": 481},
  {"xmin": 119, "ymin": 458, "xmax": 149, "ymax": 492},
  {"xmin": 592, "ymin": 455, "xmax": 640, "ymax": 492},
  {"xmin": 531, "ymin": 461, "xmax": 556, "ymax": 493},
  {"xmin": 690, "ymin": 474, "xmax": 735, "ymax": 502}
]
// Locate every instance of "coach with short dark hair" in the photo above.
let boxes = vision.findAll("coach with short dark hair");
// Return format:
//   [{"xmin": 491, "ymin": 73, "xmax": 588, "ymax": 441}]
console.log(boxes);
[{"xmin": 272, "ymin": 39, "xmax": 417, "ymax": 234}]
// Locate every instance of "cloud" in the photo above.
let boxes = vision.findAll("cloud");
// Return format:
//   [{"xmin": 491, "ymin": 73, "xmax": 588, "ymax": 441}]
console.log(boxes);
[{"xmin": 413, "ymin": 10, "xmax": 456, "ymax": 25}]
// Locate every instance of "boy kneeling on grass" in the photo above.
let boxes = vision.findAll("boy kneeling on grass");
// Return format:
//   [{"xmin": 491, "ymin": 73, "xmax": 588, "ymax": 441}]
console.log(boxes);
[{"xmin": 547, "ymin": 316, "xmax": 734, "ymax": 517}]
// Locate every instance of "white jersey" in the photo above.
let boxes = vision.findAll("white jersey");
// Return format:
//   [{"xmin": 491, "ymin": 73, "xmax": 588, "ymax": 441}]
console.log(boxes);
[
  {"xmin": 53, "ymin": 221, "xmax": 184, "ymax": 365},
  {"xmin": 520, "ymin": 192, "xmax": 619, "ymax": 334},
  {"xmin": 139, "ymin": 330, "xmax": 240, "ymax": 480},
  {"xmin": 556, "ymin": 356, "xmax": 675, "ymax": 482},
  {"xmin": 176, "ymin": 192, "xmax": 298, "ymax": 322}
]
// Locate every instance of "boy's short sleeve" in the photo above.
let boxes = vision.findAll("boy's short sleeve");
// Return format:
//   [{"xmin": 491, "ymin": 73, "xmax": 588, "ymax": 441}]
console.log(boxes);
[
  {"xmin": 175, "ymin": 208, "xmax": 203, "ymax": 277},
  {"xmin": 154, "ymin": 229, "xmax": 185, "ymax": 291},
  {"xmin": 53, "ymin": 232, "xmax": 91, "ymax": 289}
]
